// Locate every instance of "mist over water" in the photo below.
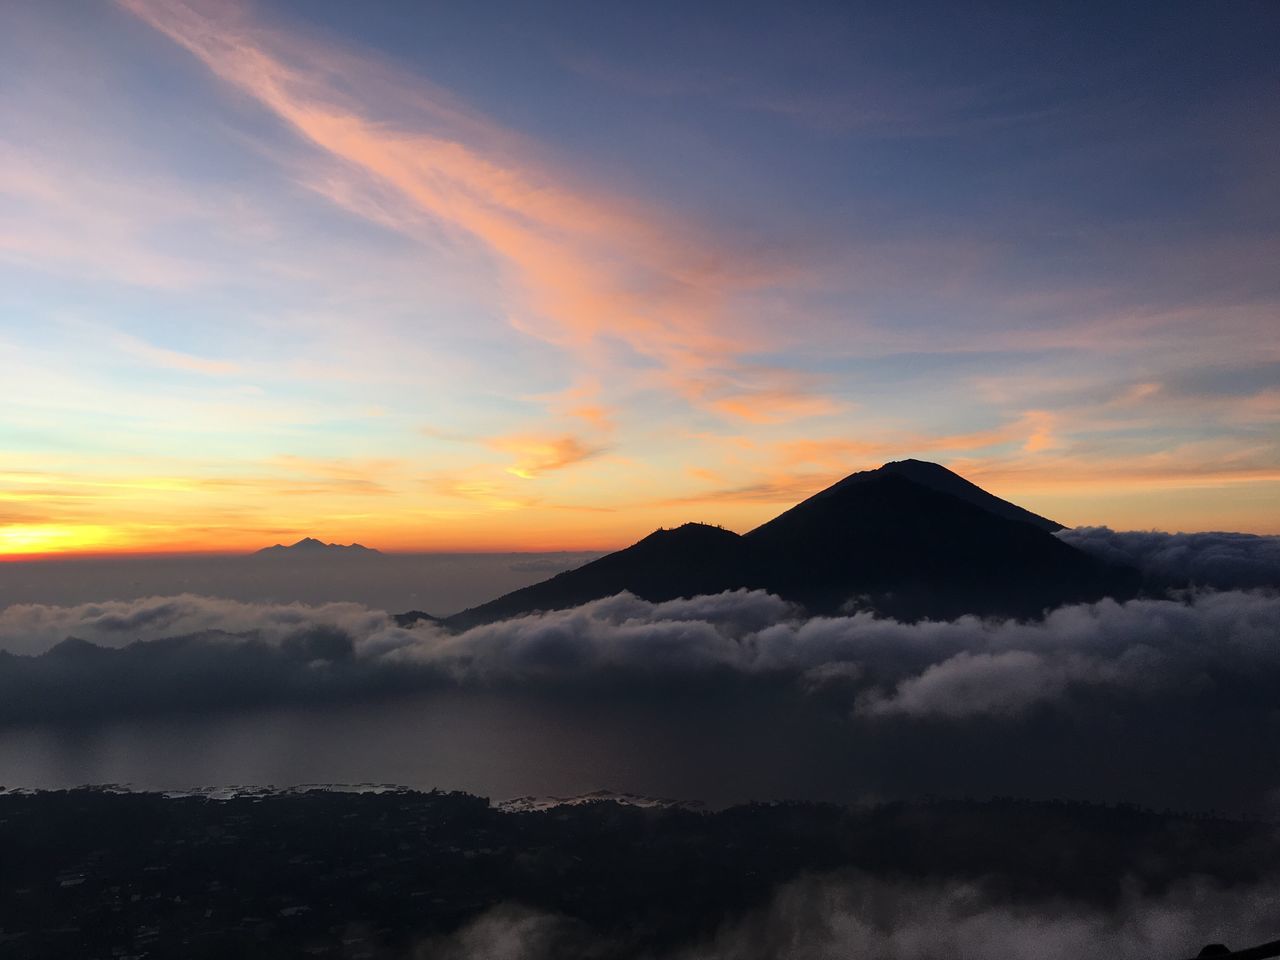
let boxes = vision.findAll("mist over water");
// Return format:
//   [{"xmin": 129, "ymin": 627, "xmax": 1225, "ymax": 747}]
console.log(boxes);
[
  {"xmin": 0, "ymin": 688, "xmax": 837, "ymax": 804},
  {"xmin": 2, "ymin": 678, "xmax": 1271, "ymax": 813},
  {"xmin": 1, "ymin": 599, "xmax": 1277, "ymax": 814},
  {"xmin": 0, "ymin": 551, "xmax": 603, "ymax": 615}
]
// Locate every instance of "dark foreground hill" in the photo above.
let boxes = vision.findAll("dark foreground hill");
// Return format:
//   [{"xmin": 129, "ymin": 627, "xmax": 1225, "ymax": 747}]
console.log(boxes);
[
  {"xmin": 445, "ymin": 460, "xmax": 1137, "ymax": 628},
  {"xmin": 1, "ymin": 789, "xmax": 1272, "ymax": 960}
]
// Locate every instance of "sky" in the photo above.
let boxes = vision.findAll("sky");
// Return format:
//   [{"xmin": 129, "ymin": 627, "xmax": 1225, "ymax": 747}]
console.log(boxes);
[{"xmin": 1, "ymin": 0, "xmax": 1277, "ymax": 557}]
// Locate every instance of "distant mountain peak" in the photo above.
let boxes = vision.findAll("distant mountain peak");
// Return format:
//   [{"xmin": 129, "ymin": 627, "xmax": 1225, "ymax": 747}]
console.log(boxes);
[{"xmin": 254, "ymin": 539, "xmax": 381, "ymax": 556}]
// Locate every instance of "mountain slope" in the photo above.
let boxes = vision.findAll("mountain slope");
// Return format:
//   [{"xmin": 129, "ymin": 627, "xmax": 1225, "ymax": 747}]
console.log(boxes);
[
  {"xmin": 745, "ymin": 470, "xmax": 1127, "ymax": 619},
  {"xmin": 441, "ymin": 461, "xmax": 1137, "ymax": 628},
  {"xmin": 875, "ymin": 459, "xmax": 1063, "ymax": 532},
  {"xmin": 445, "ymin": 523, "xmax": 761, "ymax": 629}
]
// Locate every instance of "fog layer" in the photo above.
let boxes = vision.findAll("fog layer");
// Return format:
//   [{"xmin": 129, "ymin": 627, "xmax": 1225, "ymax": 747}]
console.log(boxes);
[
  {"xmin": 3, "ymin": 587, "xmax": 1278, "ymax": 722},
  {"xmin": 1059, "ymin": 528, "xmax": 1280, "ymax": 589}
]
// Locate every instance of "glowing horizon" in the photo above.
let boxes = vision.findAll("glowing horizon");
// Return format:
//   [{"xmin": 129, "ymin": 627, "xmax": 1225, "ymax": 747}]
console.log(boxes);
[{"xmin": 2, "ymin": 1, "xmax": 1277, "ymax": 558}]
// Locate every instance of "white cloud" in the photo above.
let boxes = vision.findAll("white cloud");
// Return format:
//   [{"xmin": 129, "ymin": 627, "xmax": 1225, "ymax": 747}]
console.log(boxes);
[
  {"xmin": 1059, "ymin": 527, "xmax": 1280, "ymax": 589},
  {"xmin": 2, "ymin": 586, "xmax": 1278, "ymax": 723}
]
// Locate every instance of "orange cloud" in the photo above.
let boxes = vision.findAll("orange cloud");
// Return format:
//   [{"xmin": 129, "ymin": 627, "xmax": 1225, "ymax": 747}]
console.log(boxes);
[
  {"xmin": 953, "ymin": 453, "xmax": 1280, "ymax": 494},
  {"xmin": 118, "ymin": 0, "xmax": 818, "ymax": 427},
  {"xmin": 776, "ymin": 411, "xmax": 1062, "ymax": 470},
  {"xmin": 1020, "ymin": 410, "xmax": 1059, "ymax": 453},
  {"xmin": 487, "ymin": 435, "xmax": 607, "ymax": 479},
  {"xmin": 708, "ymin": 389, "xmax": 843, "ymax": 424},
  {"xmin": 567, "ymin": 404, "xmax": 615, "ymax": 430},
  {"xmin": 425, "ymin": 477, "xmax": 542, "ymax": 511}
]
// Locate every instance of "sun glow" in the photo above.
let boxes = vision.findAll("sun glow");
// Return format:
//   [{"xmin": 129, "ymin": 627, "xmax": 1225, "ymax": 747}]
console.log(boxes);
[{"xmin": 0, "ymin": 524, "xmax": 117, "ymax": 558}]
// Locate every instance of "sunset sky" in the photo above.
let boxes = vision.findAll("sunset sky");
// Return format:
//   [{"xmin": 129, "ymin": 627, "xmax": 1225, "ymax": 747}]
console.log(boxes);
[{"xmin": 2, "ymin": 0, "xmax": 1277, "ymax": 557}]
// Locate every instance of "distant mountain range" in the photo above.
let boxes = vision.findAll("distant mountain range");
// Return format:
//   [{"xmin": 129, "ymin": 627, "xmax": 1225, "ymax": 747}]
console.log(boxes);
[
  {"xmin": 433, "ymin": 460, "xmax": 1137, "ymax": 629},
  {"xmin": 254, "ymin": 538, "xmax": 381, "ymax": 557}
]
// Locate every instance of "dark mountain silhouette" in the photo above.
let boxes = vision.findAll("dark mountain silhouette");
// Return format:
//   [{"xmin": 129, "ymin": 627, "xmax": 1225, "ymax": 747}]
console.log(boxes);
[
  {"xmin": 253, "ymin": 538, "xmax": 381, "ymax": 557},
  {"xmin": 44, "ymin": 637, "xmax": 113, "ymax": 661},
  {"xmin": 443, "ymin": 461, "xmax": 1138, "ymax": 628},
  {"xmin": 392, "ymin": 610, "xmax": 438, "ymax": 628},
  {"xmin": 443, "ymin": 523, "xmax": 764, "ymax": 629},
  {"xmin": 743, "ymin": 465, "xmax": 1121, "ymax": 619},
  {"xmin": 873, "ymin": 458, "xmax": 1063, "ymax": 532}
]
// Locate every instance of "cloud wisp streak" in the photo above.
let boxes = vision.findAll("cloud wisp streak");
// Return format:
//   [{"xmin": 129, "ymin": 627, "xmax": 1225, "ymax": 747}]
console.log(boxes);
[{"xmin": 116, "ymin": 0, "xmax": 821, "ymax": 440}]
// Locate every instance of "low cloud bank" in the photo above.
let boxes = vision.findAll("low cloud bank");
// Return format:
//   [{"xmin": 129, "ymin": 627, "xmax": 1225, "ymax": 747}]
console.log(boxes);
[
  {"xmin": 427, "ymin": 872, "xmax": 1280, "ymax": 960},
  {"xmin": 1059, "ymin": 527, "xmax": 1280, "ymax": 590},
  {"xmin": 0, "ymin": 595, "xmax": 403, "ymax": 658},
  {"xmin": 1, "ymin": 587, "xmax": 1277, "ymax": 723}
]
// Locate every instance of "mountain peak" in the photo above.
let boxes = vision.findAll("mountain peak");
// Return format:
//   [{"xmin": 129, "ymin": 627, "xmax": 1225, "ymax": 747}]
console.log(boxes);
[
  {"xmin": 636, "ymin": 522, "xmax": 739, "ymax": 545},
  {"xmin": 440, "ymin": 458, "xmax": 1128, "ymax": 628},
  {"xmin": 880, "ymin": 458, "xmax": 956, "ymax": 478},
  {"xmin": 254, "ymin": 539, "xmax": 380, "ymax": 556},
  {"xmin": 815, "ymin": 459, "xmax": 1062, "ymax": 532}
]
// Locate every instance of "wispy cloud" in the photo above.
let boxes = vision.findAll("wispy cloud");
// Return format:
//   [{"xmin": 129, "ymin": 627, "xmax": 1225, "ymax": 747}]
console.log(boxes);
[
  {"xmin": 117, "ymin": 0, "xmax": 824, "ymax": 432},
  {"xmin": 0, "ymin": 142, "xmax": 214, "ymax": 288},
  {"xmin": 487, "ymin": 435, "xmax": 607, "ymax": 479},
  {"xmin": 112, "ymin": 330, "xmax": 241, "ymax": 376}
]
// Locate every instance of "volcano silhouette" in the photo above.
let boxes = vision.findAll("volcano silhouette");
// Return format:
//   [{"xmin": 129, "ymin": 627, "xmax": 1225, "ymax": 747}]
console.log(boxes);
[
  {"xmin": 441, "ymin": 460, "xmax": 1138, "ymax": 628},
  {"xmin": 254, "ymin": 538, "xmax": 380, "ymax": 556}
]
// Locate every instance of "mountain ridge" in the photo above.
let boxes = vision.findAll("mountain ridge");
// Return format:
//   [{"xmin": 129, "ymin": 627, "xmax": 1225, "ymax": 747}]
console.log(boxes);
[
  {"xmin": 441, "ymin": 460, "xmax": 1137, "ymax": 628},
  {"xmin": 254, "ymin": 538, "xmax": 381, "ymax": 557},
  {"xmin": 867, "ymin": 459, "xmax": 1063, "ymax": 532}
]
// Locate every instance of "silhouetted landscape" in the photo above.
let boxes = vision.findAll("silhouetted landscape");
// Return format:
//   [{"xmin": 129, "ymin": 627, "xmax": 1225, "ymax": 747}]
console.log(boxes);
[
  {"xmin": 3, "ymin": 788, "xmax": 1278, "ymax": 959},
  {"xmin": 443, "ymin": 460, "xmax": 1138, "ymax": 628},
  {"xmin": 2, "ymin": 461, "xmax": 1278, "ymax": 957}
]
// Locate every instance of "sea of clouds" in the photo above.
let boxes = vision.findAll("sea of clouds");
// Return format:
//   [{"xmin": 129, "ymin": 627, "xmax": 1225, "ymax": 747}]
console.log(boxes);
[
  {"xmin": 2, "ymin": 579, "xmax": 1278, "ymax": 724},
  {"xmin": 1058, "ymin": 527, "xmax": 1280, "ymax": 589},
  {"xmin": 1, "ymin": 529, "xmax": 1277, "ymax": 810}
]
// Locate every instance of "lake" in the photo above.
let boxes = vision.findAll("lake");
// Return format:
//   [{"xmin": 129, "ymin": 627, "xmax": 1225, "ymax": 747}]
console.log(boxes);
[{"xmin": 1, "ymin": 685, "xmax": 1269, "ymax": 815}]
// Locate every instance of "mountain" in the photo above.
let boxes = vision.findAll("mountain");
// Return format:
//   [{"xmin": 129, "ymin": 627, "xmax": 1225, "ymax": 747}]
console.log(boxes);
[
  {"xmin": 254, "ymin": 538, "xmax": 381, "ymax": 557},
  {"xmin": 445, "ymin": 523, "xmax": 762, "ymax": 629},
  {"xmin": 444, "ymin": 460, "xmax": 1137, "ymax": 628},
  {"xmin": 873, "ymin": 459, "xmax": 1063, "ymax": 532},
  {"xmin": 742, "ymin": 464, "xmax": 1121, "ymax": 619},
  {"xmin": 392, "ymin": 610, "xmax": 438, "ymax": 628}
]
